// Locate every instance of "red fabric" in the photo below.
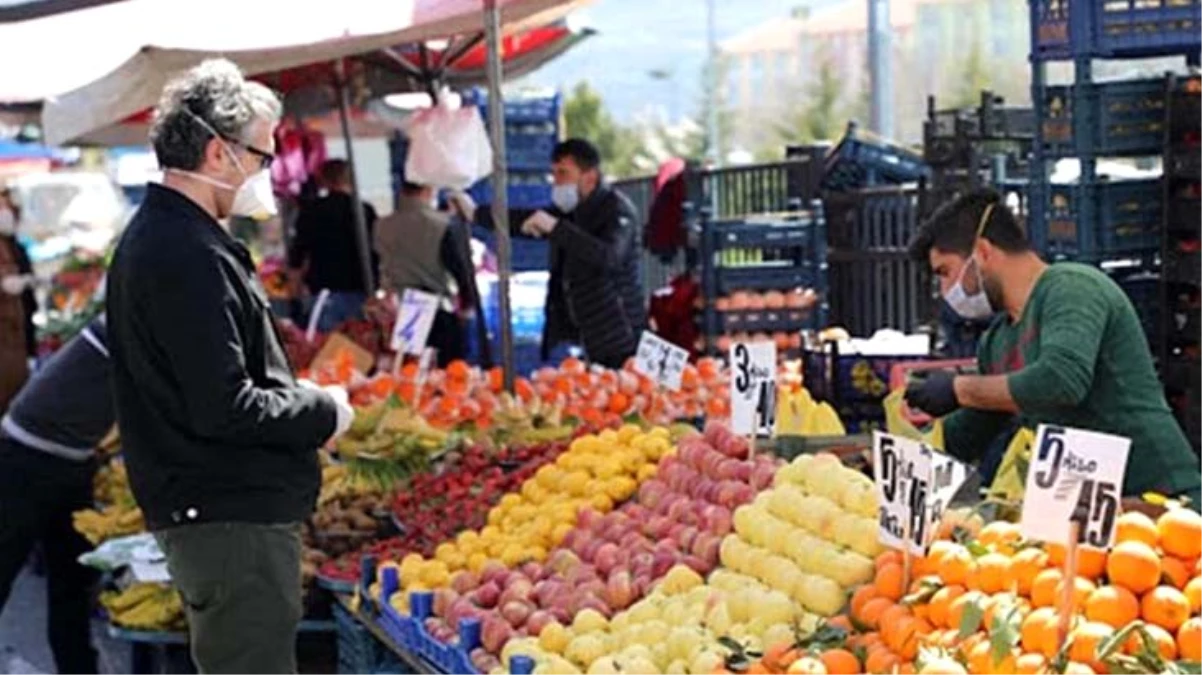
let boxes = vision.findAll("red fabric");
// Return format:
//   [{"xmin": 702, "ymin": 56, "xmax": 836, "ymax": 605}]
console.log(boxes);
[
  {"xmin": 645, "ymin": 158, "xmax": 687, "ymax": 257},
  {"xmin": 271, "ymin": 124, "xmax": 327, "ymax": 197},
  {"xmin": 648, "ymin": 273, "xmax": 699, "ymax": 358}
]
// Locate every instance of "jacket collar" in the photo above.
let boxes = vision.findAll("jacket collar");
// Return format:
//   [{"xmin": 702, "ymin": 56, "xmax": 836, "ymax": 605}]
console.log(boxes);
[{"xmin": 144, "ymin": 183, "xmax": 255, "ymax": 269}]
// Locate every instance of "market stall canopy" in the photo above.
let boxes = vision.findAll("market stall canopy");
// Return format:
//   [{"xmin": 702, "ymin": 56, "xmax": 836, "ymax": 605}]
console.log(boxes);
[{"xmin": 38, "ymin": 0, "xmax": 588, "ymax": 146}]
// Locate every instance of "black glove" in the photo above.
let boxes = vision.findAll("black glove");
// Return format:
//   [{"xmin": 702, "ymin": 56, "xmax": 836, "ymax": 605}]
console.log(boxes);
[{"xmin": 904, "ymin": 370, "xmax": 961, "ymax": 418}]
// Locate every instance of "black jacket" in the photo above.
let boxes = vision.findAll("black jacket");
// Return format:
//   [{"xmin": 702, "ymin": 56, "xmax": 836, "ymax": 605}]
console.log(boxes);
[
  {"xmin": 288, "ymin": 191, "xmax": 379, "ymax": 294},
  {"xmin": 543, "ymin": 185, "xmax": 647, "ymax": 367},
  {"xmin": 107, "ymin": 184, "xmax": 337, "ymax": 531}
]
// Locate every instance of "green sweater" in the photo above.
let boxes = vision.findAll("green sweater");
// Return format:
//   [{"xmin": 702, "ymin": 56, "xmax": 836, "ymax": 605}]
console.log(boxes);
[{"xmin": 944, "ymin": 263, "xmax": 1200, "ymax": 498}]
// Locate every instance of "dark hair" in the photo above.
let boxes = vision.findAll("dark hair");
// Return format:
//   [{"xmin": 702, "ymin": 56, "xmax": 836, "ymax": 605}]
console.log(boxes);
[
  {"xmin": 552, "ymin": 138, "xmax": 601, "ymax": 171},
  {"xmin": 908, "ymin": 188, "xmax": 1029, "ymax": 262},
  {"xmin": 320, "ymin": 159, "xmax": 350, "ymax": 187},
  {"xmin": 401, "ymin": 181, "xmax": 427, "ymax": 194}
]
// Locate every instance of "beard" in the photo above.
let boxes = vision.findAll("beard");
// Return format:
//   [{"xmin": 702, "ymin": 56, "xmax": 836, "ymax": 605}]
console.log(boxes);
[{"xmin": 983, "ymin": 273, "xmax": 1005, "ymax": 312}]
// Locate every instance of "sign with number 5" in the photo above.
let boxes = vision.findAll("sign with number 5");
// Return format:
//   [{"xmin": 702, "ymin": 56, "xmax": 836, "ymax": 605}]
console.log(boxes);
[{"xmin": 1019, "ymin": 424, "xmax": 1130, "ymax": 550}]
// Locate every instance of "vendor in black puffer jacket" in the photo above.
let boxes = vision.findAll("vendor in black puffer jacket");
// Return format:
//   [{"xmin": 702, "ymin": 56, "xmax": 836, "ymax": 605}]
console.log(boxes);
[{"xmin": 523, "ymin": 139, "xmax": 647, "ymax": 368}]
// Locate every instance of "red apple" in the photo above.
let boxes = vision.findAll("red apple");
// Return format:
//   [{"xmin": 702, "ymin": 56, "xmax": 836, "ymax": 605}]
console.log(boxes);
[
  {"xmin": 432, "ymin": 588, "xmax": 459, "ymax": 617},
  {"xmin": 451, "ymin": 571, "xmax": 481, "ymax": 595},
  {"xmin": 501, "ymin": 600, "xmax": 533, "ymax": 629},
  {"xmin": 470, "ymin": 581, "xmax": 501, "ymax": 609},
  {"xmin": 593, "ymin": 543, "xmax": 621, "ymax": 576},
  {"xmin": 604, "ymin": 570, "xmax": 636, "ymax": 611},
  {"xmin": 481, "ymin": 615, "xmax": 515, "ymax": 653},
  {"xmin": 525, "ymin": 610, "xmax": 555, "ymax": 636},
  {"xmin": 572, "ymin": 593, "xmax": 612, "ymax": 618}
]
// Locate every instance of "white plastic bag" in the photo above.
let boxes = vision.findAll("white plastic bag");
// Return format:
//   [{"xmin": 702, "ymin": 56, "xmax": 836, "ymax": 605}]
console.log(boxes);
[{"xmin": 404, "ymin": 90, "xmax": 493, "ymax": 189}]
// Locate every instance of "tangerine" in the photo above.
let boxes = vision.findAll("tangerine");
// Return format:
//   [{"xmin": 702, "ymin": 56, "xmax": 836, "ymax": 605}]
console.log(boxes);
[
  {"xmin": 1067, "ymin": 621, "xmax": 1114, "ymax": 672},
  {"xmin": 1007, "ymin": 548, "xmax": 1050, "ymax": 596},
  {"xmin": 937, "ymin": 545, "xmax": 976, "ymax": 586},
  {"xmin": 864, "ymin": 648, "xmax": 900, "ymax": 674},
  {"xmin": 1084, "ymin": 585, "xmax": 1140, "ymax": 628},
  {"xmin": 1142, "ymin": 585, "xmax": 1191, "ymax": 632},
  {"xmin": 1021, "ymin": 607, "xmax": 1060, "ymax": 657},
  {"xmin": 1015, "ymin": 653, "xmax": 1047, "ymax": 674},
  {"xmin": 851, "ymin": 586, "xmax": 880, "ymax": 622},
  {"xmin": 972, "ymin": 553, "xmax": 1012, "ymax": 595},
  {"xmin": 1163, "ymin": 556, "xmax": 1192, "ymax": 590},
  {"xmin": 947, "ymin": 590, "xmax": 986, "ymax": 633},
  {"xmin": 1047, "ymin": 544, "xmax": 1107, "ymax": 580},
  {"xmin": 818, "ymin": 649, "xmax": 860, "ymax": 675},
  {"xmin": 1030, "ymin": 569, "xmax": 1063, "ymax": 608},
  {"xmin": 1116, "ymin": 511, "xmax": 1160, "ymax": 547},
  {"xmin": 979, "ymin": 521, "xmax": 1022, "ymax": 555},
  {"xmin": 1107, "ymin": 541, "xmax": 1162, "ymax": 595},
  {"xmin": 1178, "ymin": 617, "xmax": 1201, "ymax": 662},
  {"xmin": 1185, "ymin": 576, "xmax": 1202, "ymax": 614},
  {"xmin": 1158, "ymin": 509, "xmax": 1202, "ymax": 560},
  {"xmin": 1055, "ymin": 576, "xmax": 1098, "ymax": 612},
  {"xmin": 967, "ymin": 640, "xmax": 1017, "ymax": 675},
  {"xmin": 1124, "ymin": 623, "xmax": 1177, "ymax": 660},
  {"xmin": 928, "ymin": 585, "xmax": 966, "ymax": 629},
  {"xmin": 859, "ymin": 598, "xmax": 894, "ymax": 630},
  {"xmin": 875, "ymin": 562, "xmax": 906, "ymax": 601}
]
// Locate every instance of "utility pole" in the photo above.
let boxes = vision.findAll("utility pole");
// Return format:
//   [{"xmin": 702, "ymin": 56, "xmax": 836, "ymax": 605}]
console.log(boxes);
[
  {"xmin": 706, "ymin": 0, "xmax": 720, "ymax": 166},
  {"xmin": 867, "ymin": 0, "xmax": 894, "ymax": 138}
]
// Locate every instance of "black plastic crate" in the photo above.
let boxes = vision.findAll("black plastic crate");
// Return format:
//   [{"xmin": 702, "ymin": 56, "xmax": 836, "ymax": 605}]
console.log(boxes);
[
  {"xmin": 1045, "ymin": 178, "xmax": 1163, "ymax": 257},
  {"xmin": 1030, "ymin": 0, "xmax": 1202, "ymax": 61},
  {"xmin": 1041, "ymin": 78, "xmax": 1167, "ymax": 157},
  {"xmin": 822, "ymin": 122, "xmax": 931, "ymax": 191},
  {"xmin": 1164, "ymin": 243, "xmax": 1202, "ymax": 285}
]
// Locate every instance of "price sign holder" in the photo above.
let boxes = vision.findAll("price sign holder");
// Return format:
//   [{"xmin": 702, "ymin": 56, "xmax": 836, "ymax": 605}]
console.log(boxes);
[
  {"xmin": 633, "ymin": 331, "xmax": 689, "ymax": 392},
  {"xmin": 729, "ymin": 342, "xmax": 777, "ymax": 442},
  {"xmin": 1019, "ymin": 424, "xmax": 1130, "ymax": 551},
  {"xmin": 390, "ymin": 289, "xmax": 441, "ymax": 355}
]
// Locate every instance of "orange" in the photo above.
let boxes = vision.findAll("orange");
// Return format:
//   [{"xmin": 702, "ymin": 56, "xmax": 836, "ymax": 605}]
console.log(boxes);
[
  {"xmin": 445, "ymin": 359, "xmax": 470, "ymax": 380},
  {"xmin": 1067, "ymin": 621, "xmax": 1114, "ymax": 672},
  {"xmin": 971, "ymin": 553, "xmax": 1012, "ymax": 595},
  {"xmin": 1084, "ymin": 585, "xmax": 1140, "ymax": 628},
  {"xmin": 979, "ymin": 521, "xmax": 1022, "ymax": 555},
  {"xmin": 1007, "ymin": 548, "xmax": 1049, "ymax": 596},
  {"xmin": 1163, "ymin": 556, "xmax": 1192, "ymax": 590},
  {"xmin": 1015, "ymin": 653, "xmax": 1047, "ymax": 674},
  {"xmin": 880, "ymin": 605, "xmax": 914, "ymax": 642},
  {"xmin": 967, "ymin": 640, "xmax": 1017, "ymax": 675},
  {"xmin": 1124, "ymin": 623, "xmax": 1177, "ymax": 660},
  {"xmin": 1158, "ymin": 509, "xmax": 1202, "ymax": 560},
  {"xmin": 876, "ymin": 562, "xmax": 906, "ymax": 601},
  {"xmin": 859, "ymin": 598, "xmax": 894, "ymax": 630},
  {"xmin": 1116, "ymin": 511, "xmax": 1160, "ymax": 547},
  {"xmin": 937, "ymin": 545, "xmax": 975, "ymax": 586},
  {"xmin": 876, "ymin": 549, "xmax": 904, "ymax": 571},
  {"xmin": 1142, "ymin": 585, "xmax": 1191, "ymax": 632},
  {"xmin": 1106, "ymin": 541, "xmax": 1162, "ymax": 595},
  {"xmin": 764, "ymin": 643, "xmax": 801, "ymax": 672},
  {"xmin": 1021, "ymin": 607, "xmax": 1060, "ymax": 657},
  {"xmin": 851, "ymin": 586, "xmax": 880, "ymax": 622},
  {"xmin": 1185, "ymin": 576, "xmax": 1202, "ymax": 613},
  {"xmin": 928, "ymin": 585, "xmax": 966, "ymax": 629},
  {"xmin": 947, "ymin": 590, "xmax": 986, "ymax": 633},
  {"xmin": 1178, "ymin": 617, "xmax": 1202, "ymax": 662},
  {"xmin": 818, "ymin": 649, "xmax": 860, "ymax": 675},
  {"xmin": 887, "ymin": 617, "xmax": 922, "ymax": 660},
  {"xmin": 1030, "ymin": 569, "xmax": 1063, "ymax": 608},
  {"xmin": 785, "ymin": 656, "xmax": 827, "ymax": 675},
  {"xmin": 928, "ymin": 540, "xmax": 958, "ymax": 566}
]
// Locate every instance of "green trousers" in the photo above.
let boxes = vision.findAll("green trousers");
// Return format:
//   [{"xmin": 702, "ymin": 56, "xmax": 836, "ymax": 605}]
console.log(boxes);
[{"xmin": 155, "ymin": 522, "xmax": 303, "ymax": 674}]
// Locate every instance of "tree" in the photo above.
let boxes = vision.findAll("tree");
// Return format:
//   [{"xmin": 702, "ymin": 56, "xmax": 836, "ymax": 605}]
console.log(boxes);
[
  {"xmin": 561, "ymin": 81, "xmax": 639, "ymax": 176},
  {"xmin": 693, "ymin": 54, "xmax": 736, "ymax": 162},
  {"xmin": 771, "ymin": 46, "xmax": 847, "ymax": 146},
  {"xmin": 950, "ymin": 19, "xmax": 991, "ymax": 109}
]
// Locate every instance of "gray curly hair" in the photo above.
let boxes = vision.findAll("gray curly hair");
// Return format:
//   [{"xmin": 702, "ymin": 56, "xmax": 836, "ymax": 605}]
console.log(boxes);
[{"xmin": 150, "ymin": 59, "xmax": 282, "ymax": 171}]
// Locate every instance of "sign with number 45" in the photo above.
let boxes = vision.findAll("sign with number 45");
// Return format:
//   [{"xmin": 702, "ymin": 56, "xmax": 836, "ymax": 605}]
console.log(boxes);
[
  {"xmin": 729, "ymin": 342, "xmax": 776, "ymax": 436},
  {"xmin": 1020, "ymin": 424, "xmax": 1130, "ymax": 550}
]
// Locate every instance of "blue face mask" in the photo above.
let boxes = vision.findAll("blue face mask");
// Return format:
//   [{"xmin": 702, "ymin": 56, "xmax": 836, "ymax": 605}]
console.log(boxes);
[{"xmin": 551, "ymin": 183, "xmax": 580, "ymax": 213}]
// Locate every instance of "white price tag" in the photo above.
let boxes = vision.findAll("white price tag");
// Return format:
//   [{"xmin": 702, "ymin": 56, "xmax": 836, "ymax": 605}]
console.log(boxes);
[
  {"xmin": 729, "ymin": 342, "xmax": 776, "ymax": 436},
  {"xmin": 873, "ymin": 432, "xmax": 968, "ymax": 555},
  {"xmin": 633, "ymin": 331, "xmax": 689, "ymax": 391},
  {"xmin": 390, "ymin": 289, "xmax": 440, "ymax": 355},
  {"xmin": 1020, "ymin": 424, "xmax": 1130, "ymax": 550}
]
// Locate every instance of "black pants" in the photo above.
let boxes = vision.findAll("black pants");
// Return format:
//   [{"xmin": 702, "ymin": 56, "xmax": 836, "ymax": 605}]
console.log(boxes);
[
  {"xmin": 429, "ymin": 310, "xmax": 465, "ymax": 368},
  {"xmin": 0, "ymin": 438, "xmax": 98, "ymax": 674}
]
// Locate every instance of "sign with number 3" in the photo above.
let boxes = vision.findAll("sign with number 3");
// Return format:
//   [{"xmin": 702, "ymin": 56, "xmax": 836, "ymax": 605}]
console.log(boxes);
[{"xmin": 1020, "ymin": 424, "xmax": 1130, "ymax": 550}]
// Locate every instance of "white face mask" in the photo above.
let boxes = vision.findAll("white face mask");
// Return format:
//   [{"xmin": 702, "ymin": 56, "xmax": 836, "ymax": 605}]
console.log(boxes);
[
  {"xmin": 174, "ymin": 110, "xmax": 277, "ymax": 221},
  {"xmin": 944, "ymin": 256, "xmax": 994, "ymax": 320},
  {"xmin": 551, "ymin": 183, "xmax": 580, "ymax": 213},
  {"xmin": 0, "ymin": 209, "xmax": 14, "ymax": 236}
]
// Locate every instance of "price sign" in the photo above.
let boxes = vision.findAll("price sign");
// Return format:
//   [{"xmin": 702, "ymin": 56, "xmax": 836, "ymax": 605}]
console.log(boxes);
[
  {"xmin": 390, "ymin": 289, "xmax": 440, "ymax": 355},
  {"xmin": 729, "ymin": 342, "xmax": 777, "ymax": 436},
  {"xmin": 1020, "ymin": 424, "xmax": 1129, "ymax": 550},
  {"xmin": 873, "ymin": 432, "xmax": 968, "ymax": 555},
  {"xmin": 633, "ymin": 331, "xmax": 689, "ymax": 391}
]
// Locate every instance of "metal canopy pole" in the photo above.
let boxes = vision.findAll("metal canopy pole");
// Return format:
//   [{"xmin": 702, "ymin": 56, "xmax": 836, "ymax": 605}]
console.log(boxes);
[
  {"xmin": 483, "ymin": 0, "xmax": 514, "ymax": 392},
  {"xmin": 334, "ymin": 59, "xmax": 376, "ymax": 295}
]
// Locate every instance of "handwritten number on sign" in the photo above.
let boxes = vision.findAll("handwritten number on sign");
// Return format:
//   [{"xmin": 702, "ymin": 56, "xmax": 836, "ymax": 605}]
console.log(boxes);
[
  {"xmin": 879, "ymin": 436, "xmax": 898, "ymax": 503},
  {"xmin": 756, "ymin": 380, "xmax": 776, "ymax": 431},
  {"xmin": 1034, "ymin": 425, "xmax": 1066, "ymax": 489},
  {"xmin": 908, "ymin": 477, "xmax": 928, "ymax": 546},
  {"xmin": 1072, "ymin": 479, "xmax": 1119, "ymax": 548},
  {"xmin": 733, "ymin": 344, "xmax": 750, "ymax": 393}
]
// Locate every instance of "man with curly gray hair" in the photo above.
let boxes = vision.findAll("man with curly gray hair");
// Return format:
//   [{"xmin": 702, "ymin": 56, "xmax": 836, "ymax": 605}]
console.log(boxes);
[{"xmin": 105, "ymin": 59, "xmax": 355, "ymax": 674}]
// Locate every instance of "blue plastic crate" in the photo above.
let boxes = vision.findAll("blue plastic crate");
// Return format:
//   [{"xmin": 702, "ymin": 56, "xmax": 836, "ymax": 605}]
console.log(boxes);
[
  {"xmin": 1042, "ymin": 78, "xmax": 1167, "ymax": 157},
  {"xmin": 472, "ymin": 226, "xmax": 549, "ymax": 272},
  {"xmin": 504, "ymin": 132, "xmax": 558, "ymax": 170},
  {"xmin": 334, "ymin": 604, "xmax": 408, "ymax": 675},
  {"xmin": 1030, "ymin": 0, "xmax": 1202, "ymax": 61},
  {"xmin": 821, "ymin": 123, "xmax": 931, "ymax": 191},
  {"xmin": 1045, "ymin": 178, "xmax": 1163, "ymax": 257},
  {"xmin": 464, "ymin": 88, "xmax": 562, "ymax": 123},
  {"xmin": 468, "ymin": 178, "xmax": 552, "ymax": 210}
]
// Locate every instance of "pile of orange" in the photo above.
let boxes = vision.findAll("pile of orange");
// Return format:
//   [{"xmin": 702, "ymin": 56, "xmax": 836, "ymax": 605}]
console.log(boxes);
[{"xmin": 833, "ymin": 508, "xmax": 1202, "ymax": 674}]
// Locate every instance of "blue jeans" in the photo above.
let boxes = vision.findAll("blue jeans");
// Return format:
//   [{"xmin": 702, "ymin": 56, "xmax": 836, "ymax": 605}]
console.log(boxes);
[{"xmin": 312, "ymin": 291, "xmax": 367, "ymax": 333}]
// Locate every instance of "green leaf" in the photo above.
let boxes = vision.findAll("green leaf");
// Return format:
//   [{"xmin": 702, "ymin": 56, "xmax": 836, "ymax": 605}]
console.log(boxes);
[
  {"xmin": 957, "ymin": 597, "xmax": 985, "ymax": 639},
  {"xmin": 989, "ymin": 616, "xmax": 1019, "ymax": 666},
  {"xmin": 1099, "ymin": 622, "xmax": 1141, "ymax": 661},
  {"xmin": 1176, "ymin": 660, "xmax": 1202, "ymax": 675},
  {"xmin": 717, "ymin": 636, "xmax": 744, "ymax": 654},
  {"xmin": 965, "ymin": 541, "xmax": 991, "ymax": 558}
]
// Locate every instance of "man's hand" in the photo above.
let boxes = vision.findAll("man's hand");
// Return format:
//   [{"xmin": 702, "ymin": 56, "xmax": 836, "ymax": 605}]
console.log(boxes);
[
  {"xmin": 1, "ymin": 274, "xmax": 32, "ymax": 296},
  {"xmin": 904, "ymin": 371, "xmax": 961, "ymax": 418},
  {"xmin": 520, "ymin": 210, "xmax": 558, "ymax": 237}
]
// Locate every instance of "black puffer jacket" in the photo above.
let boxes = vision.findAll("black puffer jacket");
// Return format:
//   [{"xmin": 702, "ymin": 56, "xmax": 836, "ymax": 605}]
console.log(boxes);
[{"xmin": 542, "ymin": 185, "xmax": 647, "ymax": 367}]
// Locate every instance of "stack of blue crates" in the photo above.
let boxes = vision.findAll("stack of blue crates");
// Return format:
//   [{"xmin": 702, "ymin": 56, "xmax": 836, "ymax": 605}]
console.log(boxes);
[
  {"xmin": 1027, "ymin": 0, "xmax": 1201, "ymax": 360},
  {"xmin": 462, "ymin": 88, "xmax": 561, "ymax": 211}
]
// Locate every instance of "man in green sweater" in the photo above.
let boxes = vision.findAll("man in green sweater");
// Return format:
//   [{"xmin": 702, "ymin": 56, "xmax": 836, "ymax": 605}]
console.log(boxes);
[{"xmin": 905, "ymin": 189, "xmax": 1200, "ymax": 504}]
